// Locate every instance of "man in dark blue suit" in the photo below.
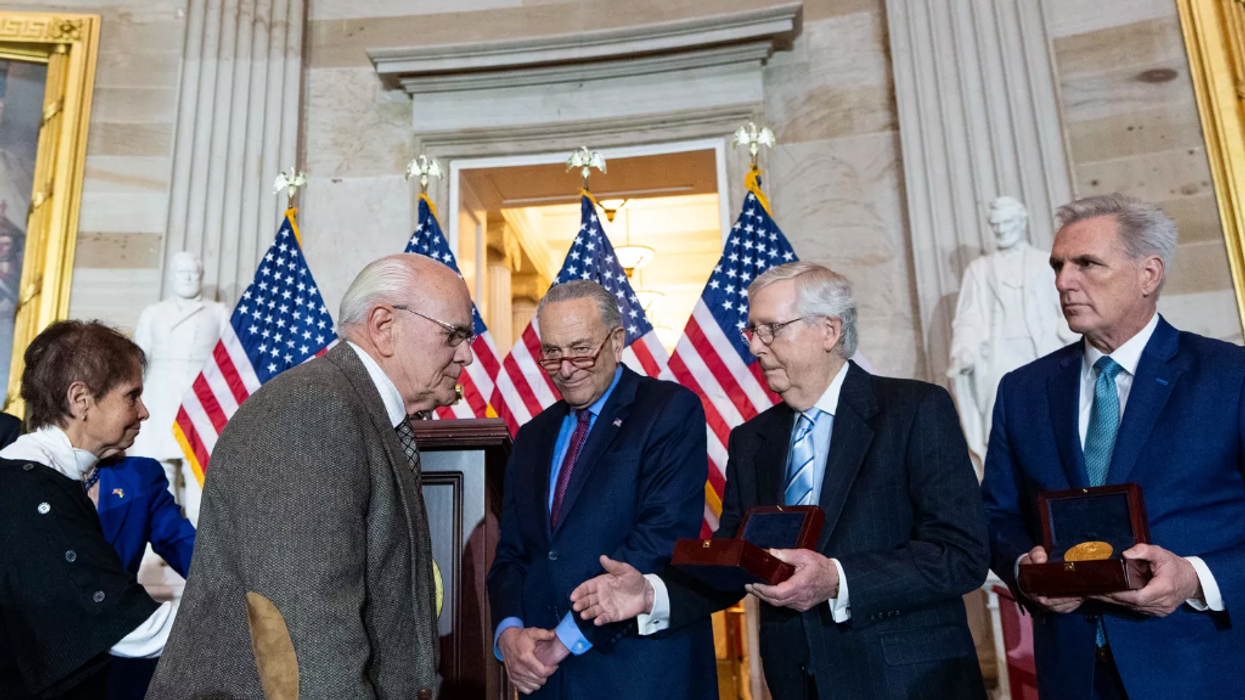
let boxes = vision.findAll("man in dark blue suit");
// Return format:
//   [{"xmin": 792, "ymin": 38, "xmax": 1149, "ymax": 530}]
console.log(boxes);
[
  {"xmin": 983, "ymin": 193, "xmax": 1245, "ymax": 700},
  {"xmin": 487, "ymin": 280, "xmax": 716, "ymax": 698}
]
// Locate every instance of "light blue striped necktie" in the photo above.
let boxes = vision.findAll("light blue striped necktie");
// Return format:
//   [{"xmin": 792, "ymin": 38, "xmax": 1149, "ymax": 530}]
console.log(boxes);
[
  {"xmin": 1083, "ymin": 355, "xmax": 1123, "ymax": 648},
  {"xmin": 785, "ymin": 410, "xmax": 820, "ymax": 506}
]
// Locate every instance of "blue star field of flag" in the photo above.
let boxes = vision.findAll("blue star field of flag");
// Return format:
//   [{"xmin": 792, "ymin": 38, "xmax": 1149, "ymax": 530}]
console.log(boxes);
[
  {"xmin": 404, "ymin": 195, "xmax": 488, "ymax": 338},
  {"xmin": 232, "ymin": 215, "xmax": 336, "ymax": 383},
  {"xmin": 553, "ymin": 196, "xmax": 653, "ymax": 344},
  {"xmin": 703, "ymin": 188, "xmax": 797, "ymax": 362}
]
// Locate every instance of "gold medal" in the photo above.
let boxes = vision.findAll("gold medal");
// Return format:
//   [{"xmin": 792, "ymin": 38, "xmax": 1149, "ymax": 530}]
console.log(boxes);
[{"xmin": 1065, "ymin": 541, "xmax": 1113, "ymax": 562}]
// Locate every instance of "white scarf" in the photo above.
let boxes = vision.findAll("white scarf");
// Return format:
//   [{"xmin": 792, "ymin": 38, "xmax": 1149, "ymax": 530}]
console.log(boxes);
[{"xmin": 0, "ymin": 425, "xmax": 100, "ymax": 481}]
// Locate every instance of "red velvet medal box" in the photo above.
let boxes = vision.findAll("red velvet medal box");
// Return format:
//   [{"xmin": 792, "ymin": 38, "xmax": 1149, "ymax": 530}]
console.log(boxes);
[
  {"xmin": 671, "ymin": 505, "xmax": 824, "ymax": 590},
  {"xmin": 1018, "ymin": 483, "xmax": 1151, "ymax": 597}
]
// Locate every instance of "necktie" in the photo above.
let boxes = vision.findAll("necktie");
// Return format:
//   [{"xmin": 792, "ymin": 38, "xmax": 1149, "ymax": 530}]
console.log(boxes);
[
  {"xmin": 1083, "ymin": 356, "xmax": 1122, "ymax": 648},
  {"xmin": 785, "ymin": 411, "xmax": 819, "ymax": 506},
  {"xmin": 550, "ymin": 409, "xmax": 592, "ymax": 527},
  {"xmin": 394, "ymin": 419, "xmax": 422, "ymax": 475},
  {"xmin": 1084, "ymin": 356, "xmax": 1123, "ymax": 487}
]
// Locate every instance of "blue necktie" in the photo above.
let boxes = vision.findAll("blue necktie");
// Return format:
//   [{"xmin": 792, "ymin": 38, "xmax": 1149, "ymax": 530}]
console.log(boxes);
[
  {"xmin": 1083, "ymin": 355, "xmax": 1122, "ymax": 648},
  {"xmin": 1084, "ymin": 356, "xmax": 1123, "ymax": 488},
  {"xmin": 785, "ymin": 411, "xmax": 818, "ymax": 506}
]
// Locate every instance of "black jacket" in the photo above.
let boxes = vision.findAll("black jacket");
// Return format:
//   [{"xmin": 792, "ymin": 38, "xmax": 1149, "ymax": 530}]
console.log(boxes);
[
  {"xmin": 0, "ymin": 458, "xmax": 157, "ymax": 699},
  {"xmin": 665, "ymin": 363, "xmax": 990, "ymax": 700}
]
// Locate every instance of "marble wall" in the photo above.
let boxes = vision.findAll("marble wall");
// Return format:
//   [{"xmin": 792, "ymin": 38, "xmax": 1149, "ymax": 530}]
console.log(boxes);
[
  {"xmin": 1047, "ymin": 0, "xmax": 1244, "ymax": 343},
  {"xmin": 27, "ymin": 1, "xmax": 188, "ymax": 333}
]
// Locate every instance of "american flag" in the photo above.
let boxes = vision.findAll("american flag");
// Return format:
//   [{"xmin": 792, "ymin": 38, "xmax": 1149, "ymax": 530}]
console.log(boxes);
[
  {"xmin": 661, "ymin": 174, "xmax": 795, "ymax": 535},
  {"xmin": 491, "ymin": 194, "xmax": 669, "ymax": 434},
  {"xmin": 405, "ymin": 193, "xmax": 503, "ymax": 420},
  {"xmin": 173, "ymin": 210, "xmax": 335, "ymax": 484}
]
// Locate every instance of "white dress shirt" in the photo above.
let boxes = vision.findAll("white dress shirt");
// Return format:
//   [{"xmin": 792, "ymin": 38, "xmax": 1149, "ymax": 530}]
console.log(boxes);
[
  {"xmin": 0, "ymin": 426, "xmax": 176, "ymax": 658},
  {"xmin": 348, "ymin": 341, "xmax": 407, "ymax": 428},
  {"xmin": 639, "ymin": 362, "xmax": 853, "ymax": 635},
  {"xmin": 1073, "ymin": 315, "xmax": 1223, "ymax": 612}
]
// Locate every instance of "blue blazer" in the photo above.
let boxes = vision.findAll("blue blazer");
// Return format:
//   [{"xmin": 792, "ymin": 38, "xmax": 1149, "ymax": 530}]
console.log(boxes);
[
  {"xmin": 983, "ymin": 317, "xmax": 1245, "ymax": 699},
  {"xmin": 96, "ymin": 456, "xmax": 196, "ymax": 578},
  {"xmin": 487, "ymin": 367, "xmax": 716, "ymax": 700}
]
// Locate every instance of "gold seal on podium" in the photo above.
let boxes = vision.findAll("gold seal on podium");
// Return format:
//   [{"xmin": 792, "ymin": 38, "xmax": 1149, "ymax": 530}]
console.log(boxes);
[{"xmin": 1065, "ymin": 541, "xmax": 1113, "ymax": 562}]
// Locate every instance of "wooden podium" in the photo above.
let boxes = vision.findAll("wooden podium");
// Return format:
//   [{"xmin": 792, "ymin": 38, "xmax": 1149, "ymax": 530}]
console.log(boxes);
[{"xmin": 412, "ymin": 418, "xmax": 512, "ymax": 700}]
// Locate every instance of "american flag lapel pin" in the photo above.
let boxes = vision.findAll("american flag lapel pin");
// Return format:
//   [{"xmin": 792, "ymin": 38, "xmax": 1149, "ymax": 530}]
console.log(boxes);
[
  {"xmin": 112, "ymin": 488, "xmax": 124, "ymax": 499},
  {"xmin": 613, "ymin": 418, "xmax": 622, "ymax": 427}
]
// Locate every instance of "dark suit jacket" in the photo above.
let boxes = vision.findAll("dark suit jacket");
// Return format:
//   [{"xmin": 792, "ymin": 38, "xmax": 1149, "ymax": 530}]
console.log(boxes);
[
  {"xmin": 0, "ymin": 413, "xmax": 20, "ymax": 449},
  {"xmin": 665, "ymin": 362, "xmax": 989, "ymax": 700},
  {"xmin": 149, "ymin": 343, "xmax": 440, "ymax": 698},
  {"xmin": 98, "ymin": 456, "xmax": 196, "ymax": 577},
  {"xmin": 487, "ymin": 367, "xmax": 717, "ymax": 700},
  {"xmin": 983, "ymin": 317, "xmax": 1245, "ymax": 699},
  {"xmin": 0, "ymin": 459, "xmax": 158, "ymax": 699}
]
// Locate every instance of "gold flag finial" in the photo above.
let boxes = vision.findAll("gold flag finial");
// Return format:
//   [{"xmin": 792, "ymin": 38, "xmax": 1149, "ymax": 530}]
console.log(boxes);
[
  {"xmin": 273, "ymin": 167, "xmax": 307, "ymax": 208},
  {"xmin": 732, "ymin": 122, "xmax": 776, "ymax": 169},
  {"xmin": 567, "ymin": 146, "xmax": 607, "ymax": 191},
  {"xmin": 405, "ymin": 154, "xmax": 443, "ymax": 195}
]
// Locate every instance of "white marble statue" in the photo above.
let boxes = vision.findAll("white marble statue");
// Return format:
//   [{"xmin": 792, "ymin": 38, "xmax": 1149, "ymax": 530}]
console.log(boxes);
[
  {"xmin": 947, "ymin": 196, "xmax": 1077, "ymax": 472},
  {"xmin": 130, "ymin": 252, "xmax": 230, "ymax": 524}
]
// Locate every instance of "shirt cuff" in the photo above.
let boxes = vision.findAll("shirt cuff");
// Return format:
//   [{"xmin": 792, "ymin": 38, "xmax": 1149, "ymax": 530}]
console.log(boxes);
[
  {"xmin": 1185, "ymin": 556, "xmax": 1225, "ymax": 612},
  {"xmin": 637, "ymin": 574, "xmax": 670, "ymax": 636},
  {"xmin": 493, "ymin": 617, "xmax": 524, "ymax": 662},
  {"xmin": 826, "ymin": 558, "xmax": 850, "ymax": 623},
  {"xmin": 555, "ymin": 611, "xmax": 592, "ymax": 656},
  {"xmin": 111, "ymin": 600, "xmax": 176, "ymax": 658}
]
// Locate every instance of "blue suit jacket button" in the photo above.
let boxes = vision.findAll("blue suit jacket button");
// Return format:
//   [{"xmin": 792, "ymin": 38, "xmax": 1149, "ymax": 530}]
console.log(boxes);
[
  {"xmin": 92, "ymin": 590, "xmax": 106, "ymax": 603},
  {"xmin": 548, "ymin": 550, "xmax": 558, "ymax": 561}
]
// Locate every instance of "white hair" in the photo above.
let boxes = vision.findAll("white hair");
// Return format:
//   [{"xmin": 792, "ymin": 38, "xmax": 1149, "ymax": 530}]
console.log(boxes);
[
  {"xmin": 1056, "ymin": 193, "xmax": 1178, "ymax": 283},
  {"xmin": 337, "ymin": 256, "xmax": 419, "ymax": 334},
  {"xmin": 748, "ymin": 262, "xmax": 858, "ymax": 358}
]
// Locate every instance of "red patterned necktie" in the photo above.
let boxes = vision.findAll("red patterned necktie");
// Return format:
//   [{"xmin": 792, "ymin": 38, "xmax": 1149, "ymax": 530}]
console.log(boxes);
[{"xmin": 550, "ymin": 409, "xmax": 592, "ymax": 527}]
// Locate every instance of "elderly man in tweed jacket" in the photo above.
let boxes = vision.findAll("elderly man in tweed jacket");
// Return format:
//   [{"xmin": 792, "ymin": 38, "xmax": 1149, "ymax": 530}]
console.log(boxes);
[{"xmin": 150, "ymin": 254, "xmax": 475, "ymax": 699}]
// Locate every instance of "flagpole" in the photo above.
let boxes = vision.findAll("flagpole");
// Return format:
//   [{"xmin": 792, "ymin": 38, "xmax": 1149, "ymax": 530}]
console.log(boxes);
[
  {"xmin": 733, "ymin": 122, "xmax": 777, "ymax": 216},
  {"xmin": 273, "ymin": 167, "xmax": 308, "ymax": 245}
]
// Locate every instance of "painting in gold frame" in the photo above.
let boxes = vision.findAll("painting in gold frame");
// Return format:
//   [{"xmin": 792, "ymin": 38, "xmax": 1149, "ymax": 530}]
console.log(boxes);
[
  {"xmin": 0, "ymin": 13, "xmax": 99, "ymax": 415},
  {"xmin": 1179, "ymin": 0, "xmax": 1245, "ymax": 337}
]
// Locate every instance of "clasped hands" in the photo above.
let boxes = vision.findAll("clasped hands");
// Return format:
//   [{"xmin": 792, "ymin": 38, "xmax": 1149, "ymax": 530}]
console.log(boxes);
[
  {"xmin": 569, "ymin": 549, "xmax": 840, "ymax": 628},
  {"xmin": 497, "ymin": 626, "xmax": 569, "ymax": 695},
  {"xmin": 1021, "ymin": 543, "xmax": 1203, "ymax": 617}
]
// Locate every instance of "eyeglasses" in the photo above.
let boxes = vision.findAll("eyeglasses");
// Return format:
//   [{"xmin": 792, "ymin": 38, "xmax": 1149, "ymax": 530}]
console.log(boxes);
[
  {"xmin": 537, "ymin": 333, "xmax": 613, "ymax": 374},
  {"xmin": 740, "ymin": 317, "xmax": 806, "ymax": 345},
  {"xmin": 392, "ymin": 305, "xmax": 476, "ymax": 347}
]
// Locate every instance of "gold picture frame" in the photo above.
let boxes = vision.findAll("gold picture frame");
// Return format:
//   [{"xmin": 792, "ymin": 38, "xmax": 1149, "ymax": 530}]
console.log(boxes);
[
  {"xmin": 1179, "ymin": 0, "xmax": 1245, "ymax": 336},
  {"xmin": 0, "ymin": 12, "xmax": 99, "ymax": 415}
]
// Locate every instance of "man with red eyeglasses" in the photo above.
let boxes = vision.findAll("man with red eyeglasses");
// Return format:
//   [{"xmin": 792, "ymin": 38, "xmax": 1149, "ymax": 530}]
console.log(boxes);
[{"xmin": 486, "ymin": 280, "xmax": 717, "ymax": 699}]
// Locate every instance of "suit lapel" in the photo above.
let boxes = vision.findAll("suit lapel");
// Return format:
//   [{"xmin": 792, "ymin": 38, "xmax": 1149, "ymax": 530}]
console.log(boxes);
[
  {"xmin": 816, "ymin": 364, "xmax": 876, "ymax": 552},
  {"xmin": 755, "ymin": 408, "xmax": 796, "ymax": 508},
  {"xmin": 551, "ymin": 369, "xmax": 638, "ymax": 536},
  {"xmin": 96, "ymin": 465, "xmax": 135, "ymax": 546},
  {"xmin": 1107, "ymin": 318, "xmax": 1181, "ymax": 484},
  {"xmin": 1048, "ymin": 350, "xmax": 1088, "ymax": 488},
  {"xmin": 325, "ymin": 344, "xmax": 410, "ymax": 485},
  {"xmin": 530, "ymin": 408, "xmax": 560, "ymax": 540}
]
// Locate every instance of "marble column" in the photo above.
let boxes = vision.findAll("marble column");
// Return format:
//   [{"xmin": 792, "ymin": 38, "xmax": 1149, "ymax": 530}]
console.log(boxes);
[
  {"xmin": 886, "ymin": 0, "xmax": 1074, "ymax": 380},
  {"xmin": 487, "ymin": 264, "xmax": 513, "ymax": 350},
  {"xmin": 511, "ymin": 298, "xmax": 537, "ymax": 344},
  {"xmin": 163, "ymin": 0, "xmax": 306, "ymax": 304}
]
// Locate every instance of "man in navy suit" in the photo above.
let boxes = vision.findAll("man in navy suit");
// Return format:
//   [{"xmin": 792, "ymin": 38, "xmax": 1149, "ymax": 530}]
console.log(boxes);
[
  {"xmin": 487, "ymin": 280, "xmax": 716, "ymax": 698},
  {"xmin": 983, "ymin": 193, "xmax": 1245, "ymax": 700}
]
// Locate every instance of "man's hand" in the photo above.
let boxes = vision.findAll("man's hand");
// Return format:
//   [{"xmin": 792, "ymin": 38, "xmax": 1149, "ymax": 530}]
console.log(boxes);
[
  {"xmin": 570, "ymin": 555, "xmax": 654, "ymax": 625},
  {"xmin": 498, "ymin": 627, "xmax": 559, "ymax": 695},
  {"xmin": 533, "ymin": 636, "xmax": 570, "ymax": 668},
  {"xmin": 745, "ymin": 549, "xmax": 838, "ymax": 612},
  {"xmin": 1091, "ymin": 543, "xmax": 1201, "ymax": 617},
  {"xmin": 1020, "ymin": 545, "xmax": 1086, "ymax": 613}
]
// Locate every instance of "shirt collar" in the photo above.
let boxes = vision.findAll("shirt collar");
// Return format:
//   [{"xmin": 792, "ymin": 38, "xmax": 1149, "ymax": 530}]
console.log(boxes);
[
  {"xmin": 347, "ymin": 341, "xmax": 408, "ymax": 428},
  {"xmin": 807, "ymin": 361, "xmax": 850, "ymax": 419},
  {"xmin": 0, "ymin": 425, "xmax": 99, "ymax": 481},
  {"xmin": 576, "ymin": 366, "xmax": 624, "ymax": 418},
  {"xmin": 1083, "ymin": 313, "xmax": 1160, "ymax": 378}
]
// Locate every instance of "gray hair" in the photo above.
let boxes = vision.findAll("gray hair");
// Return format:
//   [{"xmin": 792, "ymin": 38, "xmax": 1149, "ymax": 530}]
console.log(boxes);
[
  {"xmin": 1056, "ymin": 193, "xmax": 1178, "ymax": 279},
  {"xmin": 536, "ymin": 280, "xmax": 622, "ymax": 331},
  {"xmin": 749, "ymin": 262, "xmax": 858, "ymax": 358},
  {"xmin": 337, "ymin": 256, "xmax": 419, "ymax": 334}
]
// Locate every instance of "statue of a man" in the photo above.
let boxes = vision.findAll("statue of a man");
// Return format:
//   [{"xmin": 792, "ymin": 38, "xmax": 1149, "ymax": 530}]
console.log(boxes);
[
  {"xmin": 130, "ymin": 252, "xmax": 230, "ymax": 523},
  {"xmin": 948, "ymin": 196, "xmax": 1077, "ymax": 472}
]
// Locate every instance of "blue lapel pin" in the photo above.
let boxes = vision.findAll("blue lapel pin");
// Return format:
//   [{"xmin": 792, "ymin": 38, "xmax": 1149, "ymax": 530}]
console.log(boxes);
[{"xmin": 1156, "ymin": 378, "xmax": 1168, "ymax": 386}]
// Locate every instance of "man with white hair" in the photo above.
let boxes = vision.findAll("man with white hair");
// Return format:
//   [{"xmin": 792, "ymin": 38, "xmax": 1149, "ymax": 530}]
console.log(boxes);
[
  {"xmin": 569, "ymin": 262, "xmax": 989, "ymax": 700},
  {"xmin": 983, "ymin": 193, "xmax": 1245, "ymax": 699},
  {"xmin": 150, "ymin": 254, "xmax": 473, "ymax": 699}
]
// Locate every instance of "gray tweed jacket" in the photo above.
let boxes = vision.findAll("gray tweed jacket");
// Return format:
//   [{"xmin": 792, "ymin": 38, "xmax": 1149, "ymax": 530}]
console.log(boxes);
[{"xmin": 148, "ymin": 343, "xmax": 440, "ymax": 699}]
